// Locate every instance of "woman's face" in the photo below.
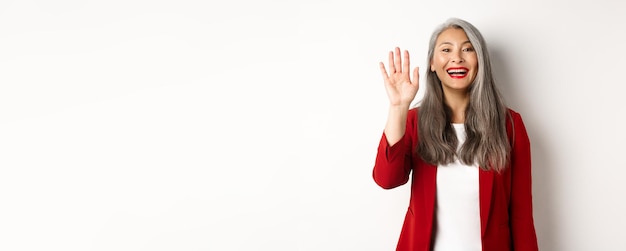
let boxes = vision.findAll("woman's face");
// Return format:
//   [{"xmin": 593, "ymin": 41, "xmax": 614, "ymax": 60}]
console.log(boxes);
[{"xmin": 430, "ymin": 28, "xmax": 478, "ymax": 93}]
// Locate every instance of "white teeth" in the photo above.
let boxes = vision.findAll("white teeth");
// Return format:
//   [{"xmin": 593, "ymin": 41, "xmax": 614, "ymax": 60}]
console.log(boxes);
[{"xmin": 447, "ymin": 69, "xmax": 467, "ymax": 74}]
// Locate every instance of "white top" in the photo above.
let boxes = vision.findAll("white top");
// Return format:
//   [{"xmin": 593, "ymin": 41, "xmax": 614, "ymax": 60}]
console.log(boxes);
[{"xmin": 433, "ymin": 123, "xmax": 482, "ymax": 251}]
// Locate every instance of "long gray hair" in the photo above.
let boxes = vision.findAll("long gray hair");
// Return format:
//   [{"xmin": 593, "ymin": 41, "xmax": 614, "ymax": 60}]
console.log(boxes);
[{"xmin": 417, "ymin": 18, "xmax": 510, "ymax": 171}]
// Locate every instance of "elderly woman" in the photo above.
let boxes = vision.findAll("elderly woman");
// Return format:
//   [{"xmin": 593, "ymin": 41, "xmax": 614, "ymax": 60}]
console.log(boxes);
[{"xmin": 374, "ymin": 18, "xmax": 539, "ymax": 251}]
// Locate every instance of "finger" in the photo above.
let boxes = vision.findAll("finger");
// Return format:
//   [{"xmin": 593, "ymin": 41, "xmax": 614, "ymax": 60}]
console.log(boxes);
[
  {"xmin": 402, "ymin": 50, "xmax": 410, "ymax": 75},
  {"xmin": 394, "ymin": 47, "xmax": 402, "ymax": 73},
  {"xmin": 379, "ymin": 62, "xmax": 390, "ymax": 82},
  {"xmin": 388, "ymin": 51, "xmax": 395, "ymax": 73},
  {"xmin": 412, "ymin": 67, "xmax": 420, "ymax": 86}
]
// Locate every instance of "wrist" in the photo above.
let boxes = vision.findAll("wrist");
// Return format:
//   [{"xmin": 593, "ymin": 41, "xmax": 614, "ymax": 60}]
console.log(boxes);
[{"xmin": 388, "ymin": 103, "xmax": 411, "ymax": 110}]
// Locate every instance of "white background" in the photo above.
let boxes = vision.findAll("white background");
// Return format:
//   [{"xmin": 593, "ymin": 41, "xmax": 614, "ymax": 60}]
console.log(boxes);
[{"xmin": 1, "ymin": 0, "xmax": 625, "ymax": 250}]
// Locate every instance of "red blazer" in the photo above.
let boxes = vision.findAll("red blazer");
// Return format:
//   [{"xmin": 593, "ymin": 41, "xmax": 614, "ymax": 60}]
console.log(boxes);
[{"xmin": 373, "ymin": 108, "xmax": 538, "ymax": 251}]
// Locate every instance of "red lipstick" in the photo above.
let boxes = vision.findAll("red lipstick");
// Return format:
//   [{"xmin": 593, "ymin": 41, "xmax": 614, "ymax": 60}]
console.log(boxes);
[{"xmin": 446, "ymin": 67, "xmax": 469, "ymax": 79}]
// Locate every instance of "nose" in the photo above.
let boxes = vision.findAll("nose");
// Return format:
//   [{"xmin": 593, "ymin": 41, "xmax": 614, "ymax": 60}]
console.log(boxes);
[{"xmin": 451, "ymin": 51, "xmax": 464, "ymax": 63}]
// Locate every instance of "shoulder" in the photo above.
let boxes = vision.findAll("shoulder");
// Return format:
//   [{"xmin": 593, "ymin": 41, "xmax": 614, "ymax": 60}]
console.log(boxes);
[
  {"xmin": 404, "ymin": 107, "xmax": 420, "ymax": 136},
  {"xmin": 409, "ymin": 107, "xmax": 419, "ymax": 118},
  {"xmin": 506, "ymin": 108, "xmax": 530, "ymax": 144},
  {"xmin": 407, "ymin": 107, "xmax": 419, "ymax": 127},
  {"xmin": 506, "ymin": 108, "xmax": 525, "ymax": 125},
  {"xmin": 507, "ymin": 108, "xmax": 521, "ymax": 119}
]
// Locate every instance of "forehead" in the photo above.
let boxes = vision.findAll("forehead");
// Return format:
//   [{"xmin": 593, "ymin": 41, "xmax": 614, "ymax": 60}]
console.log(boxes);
[{"xmin": 436, "ymin": 28, "xmax": 470, "ymax": 45}]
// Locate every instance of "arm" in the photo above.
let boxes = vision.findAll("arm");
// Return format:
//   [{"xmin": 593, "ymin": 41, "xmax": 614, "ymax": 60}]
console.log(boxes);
[
  {"xmin": 373, "ymin": 108, "xmax": 416, "ymax": 189},
  {"xmin": 509, "ymin": 112, "xmax": 539, "ymax": 250},
  {"xmin": 372, "ymin": 47, "xmax": 419, "ymax": 189}
]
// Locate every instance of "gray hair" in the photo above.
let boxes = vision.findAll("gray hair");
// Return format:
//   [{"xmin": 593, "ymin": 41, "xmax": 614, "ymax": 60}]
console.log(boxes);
[{"xmin": 417, "ymin": 18, "xmax": 510, "ymax": 171}]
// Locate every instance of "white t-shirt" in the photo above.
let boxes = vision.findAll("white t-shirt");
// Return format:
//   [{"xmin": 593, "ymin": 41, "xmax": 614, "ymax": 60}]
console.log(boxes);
[{"xmin": 433, "ymin": 123, "xmax": 482, "ymax": 251}]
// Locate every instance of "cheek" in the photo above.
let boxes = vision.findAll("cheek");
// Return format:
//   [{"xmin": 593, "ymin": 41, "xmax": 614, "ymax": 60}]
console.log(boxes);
[
  {"xmin": 434, "ymin": 69, "xmax": 448, "ymax": 81},
  {"xmin": 431, "ymin": 57, "xmax": 445, "ymax": 71},
  {"xmin": 469, "ymin": 56, "xmax": 478, "ymax": 69},
  {"xmin": 468, "ymin": 58, "xmax": 478, "ymax": 74},
  {"xmin": 434, "ymin": 56, "xmax": 447, "ymax": 65}
]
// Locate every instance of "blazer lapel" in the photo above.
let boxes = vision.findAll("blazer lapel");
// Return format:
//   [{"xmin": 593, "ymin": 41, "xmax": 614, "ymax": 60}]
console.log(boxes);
[{"xmin": 479, "ymin": 168, "xmax": 494, "ymax": 238}]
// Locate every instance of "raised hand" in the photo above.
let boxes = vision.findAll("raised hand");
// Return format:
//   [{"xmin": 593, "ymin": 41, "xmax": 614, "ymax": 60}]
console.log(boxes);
[{"xmin": 379, "ymin": 47, "xmax": 419, "ymax": 107}]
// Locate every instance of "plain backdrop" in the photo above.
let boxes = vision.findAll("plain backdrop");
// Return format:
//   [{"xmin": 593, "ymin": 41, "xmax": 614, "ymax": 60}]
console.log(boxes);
[{"xmin": 1, "ymin": 0, "xmax": 625, "ymax": 250}]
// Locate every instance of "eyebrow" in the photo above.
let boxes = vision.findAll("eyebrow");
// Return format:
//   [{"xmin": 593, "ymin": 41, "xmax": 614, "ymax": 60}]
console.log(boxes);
[{"xmin": 438, "ymin": 41, "xmax": 472, "ymax": 46}]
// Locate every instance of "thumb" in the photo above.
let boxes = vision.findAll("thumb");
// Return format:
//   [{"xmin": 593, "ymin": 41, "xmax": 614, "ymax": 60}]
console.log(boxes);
[{"xmin": 412, "ymin": 67, "xmax": 420, "ymax": 85}]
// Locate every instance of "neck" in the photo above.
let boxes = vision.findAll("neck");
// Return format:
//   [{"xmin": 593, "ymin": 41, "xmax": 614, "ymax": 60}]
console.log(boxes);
[{"xmin": 444, "ymin": 90, "xmax": 469, "ymax": 123}]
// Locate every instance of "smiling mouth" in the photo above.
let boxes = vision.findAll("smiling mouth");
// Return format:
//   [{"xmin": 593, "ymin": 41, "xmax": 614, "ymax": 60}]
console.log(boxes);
[{"xmin": 447, "ymin": 67, "xmax": 468, "ymax": 79}]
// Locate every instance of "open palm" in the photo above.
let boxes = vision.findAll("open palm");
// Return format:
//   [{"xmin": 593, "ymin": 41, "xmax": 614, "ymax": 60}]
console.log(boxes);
[{"xmin": 379, "ymin": 47, "xmax": 419, "ymax": 107}]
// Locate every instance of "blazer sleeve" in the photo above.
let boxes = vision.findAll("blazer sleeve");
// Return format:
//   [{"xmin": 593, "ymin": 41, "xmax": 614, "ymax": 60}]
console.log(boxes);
[
  {"xmin": 509, "ymin": 111, "xmax": 539, "ymax": 250},
  {"xmin": 372, "ymin": 108, "xmax": 417, "ymax": 189}
]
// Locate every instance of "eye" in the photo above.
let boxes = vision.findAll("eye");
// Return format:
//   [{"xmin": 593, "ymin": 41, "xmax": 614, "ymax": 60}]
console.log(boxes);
[
  {"xmin": 442, "ymin": 48, "xmax": 450, "ymax": 52},
  {"xmin": 463, "ymin": 47, "xmax": 475, "ymax": 52}
]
